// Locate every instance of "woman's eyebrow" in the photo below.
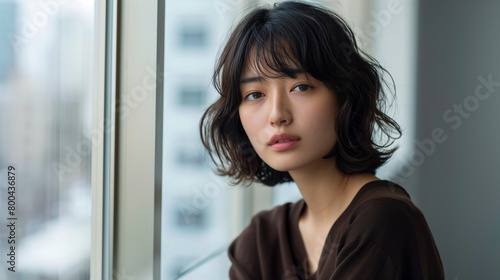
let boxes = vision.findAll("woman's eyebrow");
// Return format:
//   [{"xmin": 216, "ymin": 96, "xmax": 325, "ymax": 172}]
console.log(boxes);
[
  {"xmin": 239, "ymin": 68, "xmax": 307, "ymax": 85},
  {"xmin": 240, "ymin": 76, "xmax": 263, "ymax": 85}
]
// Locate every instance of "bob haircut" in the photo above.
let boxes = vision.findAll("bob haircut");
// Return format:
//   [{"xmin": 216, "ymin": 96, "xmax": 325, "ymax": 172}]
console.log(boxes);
[{"xmin": 200, "ymin": 1, "xmax": 401, "ymax": 186}]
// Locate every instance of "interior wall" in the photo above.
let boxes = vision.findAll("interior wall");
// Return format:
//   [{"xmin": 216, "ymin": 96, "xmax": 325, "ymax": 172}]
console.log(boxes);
[{"xmin": 410, "ymin": 0, "xmax": 500, "ymax": 278}]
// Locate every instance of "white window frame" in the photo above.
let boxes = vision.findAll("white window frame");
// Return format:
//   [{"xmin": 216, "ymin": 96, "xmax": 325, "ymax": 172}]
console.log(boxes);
[
  {"xmin": 91, "ymin": 0, "xmax": 118, "ymax": 279},
  {"xmin": 91, "ymin": 0, "xmax": 165, "ymax": 279}
]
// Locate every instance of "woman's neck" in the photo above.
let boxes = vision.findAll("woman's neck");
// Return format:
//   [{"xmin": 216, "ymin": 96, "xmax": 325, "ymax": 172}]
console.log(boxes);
[{"xmin": 289, "ymin": 158, "xmax": 378, "ymax": 227}]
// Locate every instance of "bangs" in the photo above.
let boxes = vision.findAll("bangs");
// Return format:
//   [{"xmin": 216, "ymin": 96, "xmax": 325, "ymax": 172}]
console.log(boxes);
[
  {"xmin": 246, "ymin": 36, "xmax": 305, "ymax": 79},
  {"xmin": 238, "ymin": 2, "xmax": 344, "ymax": 83},
  {"xmin": 239, "ymin": 5, "xmax": 324, "ymax": 80}
]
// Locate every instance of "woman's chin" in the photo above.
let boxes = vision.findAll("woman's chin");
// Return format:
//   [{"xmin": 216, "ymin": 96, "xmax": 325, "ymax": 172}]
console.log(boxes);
[{"xmin": 265, "ymin": 162, "xmax": 297, "ymax": 173}]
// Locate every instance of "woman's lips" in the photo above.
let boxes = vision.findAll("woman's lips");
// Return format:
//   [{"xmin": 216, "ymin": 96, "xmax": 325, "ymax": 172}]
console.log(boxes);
[
  {"xmin": 268, "ymin": 133, "xmax": 301, "ymax": 151},
  {"xmin": 269, "ymin": 139, "xmax": 300, "ymax": 151}
]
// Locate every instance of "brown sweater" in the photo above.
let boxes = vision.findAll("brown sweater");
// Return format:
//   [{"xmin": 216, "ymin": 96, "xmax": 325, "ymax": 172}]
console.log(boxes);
[{"xmin": 228, "ymin": 180, "xmax": 444, "ymax": 279}]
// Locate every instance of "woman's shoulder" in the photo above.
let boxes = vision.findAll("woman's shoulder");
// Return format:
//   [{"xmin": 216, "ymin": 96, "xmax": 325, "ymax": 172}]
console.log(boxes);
[
  {"xmin": 335, "ymin": 180, "xmax": 445, "ymax": 278},
  {"xmin": 347, "ymin": 180, "xmax": 429, "ymax": 234},
  {"xmin": 353, "ymin": 180, "xmax": 413, "ymax": 204},
  {"xmin": 338, "ymin": 180, "xmax": 440, "ymax": 263}
]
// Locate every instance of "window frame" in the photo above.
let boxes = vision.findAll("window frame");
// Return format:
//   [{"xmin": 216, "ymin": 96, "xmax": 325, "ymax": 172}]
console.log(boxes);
[
  {"xmin": 91, "ymin": 0, "xmax": 166, "ymax": 278},
  {"xmin": 90, "ymin": 0, "xmax": 118, "ymax": 279}
]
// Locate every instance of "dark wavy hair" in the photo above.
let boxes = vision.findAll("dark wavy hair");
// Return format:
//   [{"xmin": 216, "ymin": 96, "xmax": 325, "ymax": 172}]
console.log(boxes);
[{"xmin": 200, "ymin": 1, "xmax": 401, "ymax": 186}]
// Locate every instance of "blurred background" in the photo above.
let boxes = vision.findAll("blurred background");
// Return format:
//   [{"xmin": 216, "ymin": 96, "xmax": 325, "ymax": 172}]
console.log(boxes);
[
  {"xmin": 0, "ymin": 0, "xmax": 93, "ymax": 279},
  {"xmin": 0, "ymin": 0, "xmax": 499, "ymax": 279}
]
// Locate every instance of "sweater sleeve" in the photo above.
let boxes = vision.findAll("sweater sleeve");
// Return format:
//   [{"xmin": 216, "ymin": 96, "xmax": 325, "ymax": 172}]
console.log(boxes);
[{"xmin": 331, "ymin": 198, "xmax": 445, "ymax": 280}]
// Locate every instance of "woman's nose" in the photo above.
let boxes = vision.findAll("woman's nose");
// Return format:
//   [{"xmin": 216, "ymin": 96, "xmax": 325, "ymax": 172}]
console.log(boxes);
[{"xmin": 268, "ymin": 91, "xmax": 293, "ymax": 126}]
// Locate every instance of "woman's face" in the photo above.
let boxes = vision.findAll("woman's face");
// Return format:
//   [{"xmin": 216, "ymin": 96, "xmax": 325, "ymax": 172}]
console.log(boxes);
[{"xmin": 238, "ymin": 57, "xmax": 338, "ymax": 173}]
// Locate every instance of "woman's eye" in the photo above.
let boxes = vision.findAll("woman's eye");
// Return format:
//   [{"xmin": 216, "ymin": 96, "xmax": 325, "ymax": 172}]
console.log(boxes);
[
  {"xmin": 293, "ymin": 84, "xmax": 312, "ymax": 92},
  {"xmin": 244, "ymin": 92, "xmax": 263, "ymax": 100}
]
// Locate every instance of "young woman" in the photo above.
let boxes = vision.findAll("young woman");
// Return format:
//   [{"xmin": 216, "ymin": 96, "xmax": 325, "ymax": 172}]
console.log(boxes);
[{"xmin": 200, "ymin": 1, "xmax": 444, "ymax": 279}]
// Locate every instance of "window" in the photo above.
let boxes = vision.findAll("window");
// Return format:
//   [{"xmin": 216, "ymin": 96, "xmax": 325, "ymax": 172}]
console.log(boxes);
[
  {"xmin": 0, "ymin": 0, "xmax": 95, "ymax": 279},
  {"xmin": 162, "ymin": 0, "xmax": 250, "ymax": 279},
  {"xmin": 178, "ymin": 23, "xmax": 208, "ymax": 49},
  {"xmin": 177, "ymin": 82, "xmax": 206, "ymax": 107}
]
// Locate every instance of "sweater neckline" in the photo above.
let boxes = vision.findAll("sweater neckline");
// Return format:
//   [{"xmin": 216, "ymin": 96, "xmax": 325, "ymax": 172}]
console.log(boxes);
[{"xmin": 290, "ymin": 179, "xmax": 389, "ymax": 279}]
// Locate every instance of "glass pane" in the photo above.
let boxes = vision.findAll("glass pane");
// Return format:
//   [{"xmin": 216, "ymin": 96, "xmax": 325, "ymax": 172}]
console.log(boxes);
[
  {"xmin": 0, "ymin": 0, "xmax": 94, "ymax": 279},
  {"xmin": 162, "ymin": 1, "xmax": 247, "ymax": 279}
]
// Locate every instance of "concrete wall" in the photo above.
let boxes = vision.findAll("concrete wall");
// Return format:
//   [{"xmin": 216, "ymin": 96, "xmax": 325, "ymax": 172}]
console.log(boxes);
[{"xmin": 410, "ymin": 1, "xmax": 500, "ymax": 278}]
